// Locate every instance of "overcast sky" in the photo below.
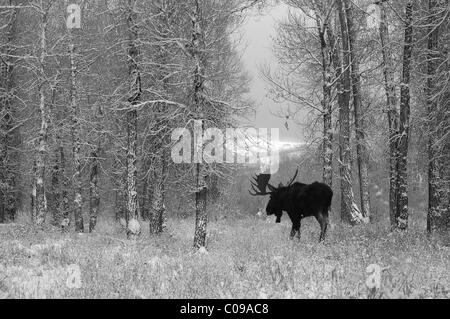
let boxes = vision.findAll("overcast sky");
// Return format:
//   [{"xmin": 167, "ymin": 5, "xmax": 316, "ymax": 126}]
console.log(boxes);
[{"xmin": 238, "ymin": 3, "xmax": 303, "ymax": 145}]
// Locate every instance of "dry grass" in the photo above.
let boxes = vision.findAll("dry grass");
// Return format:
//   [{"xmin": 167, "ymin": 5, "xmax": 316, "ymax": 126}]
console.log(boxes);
[{"xmin": 0, "ymin": 214, "xmax": 449, "ymax": 299}]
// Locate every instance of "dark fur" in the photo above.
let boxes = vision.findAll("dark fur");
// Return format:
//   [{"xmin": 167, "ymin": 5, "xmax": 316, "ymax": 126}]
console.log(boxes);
[{"xmin": 266, "ymin": 182, "xmax": 333, "ymax": 242}]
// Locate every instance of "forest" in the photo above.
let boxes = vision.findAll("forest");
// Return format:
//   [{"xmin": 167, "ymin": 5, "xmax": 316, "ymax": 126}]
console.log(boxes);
[{"xmin": 0, "ymin": 0, "xmax": 448, "ymax": 299}]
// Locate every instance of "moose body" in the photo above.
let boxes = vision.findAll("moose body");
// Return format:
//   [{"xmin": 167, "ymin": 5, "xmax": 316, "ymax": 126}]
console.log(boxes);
[
  {"xmin": 268, "ymin": 181, "xmax": 332, "ymax": 241},
  {"xmin": 249, "ymin": 170, "xmax": 333, "ymax": 242}
]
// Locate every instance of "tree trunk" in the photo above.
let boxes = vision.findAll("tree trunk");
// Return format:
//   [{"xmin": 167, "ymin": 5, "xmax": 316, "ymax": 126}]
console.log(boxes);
[
  {"xmin": 0, "ymin": 3, "xmax": 17, "ymax": 223},
  {"xmin": 125, "ymin": 0, "xmax": 141, "ymax": 238},
  {"xmin": 192, "ymin": 0, "xmax": 208, "ymax": 249},
  {"xmin": 140, "ymin": 158, "xmax": 150, "ymax": 221},
  {"xmin": 378, "ymin": 2, "xmax": 399, "ymax": 227},
  {"xmin": 69, "ymin": 33, "xmax": 84, "ymax": 233},
  {"xmin": 149, "ymin": 99, "xmax": 168, "ymax": 234},
  {"xmin": 126, "ymin": 109, "xmax": 139, "ymax": 237},
  {"xmin": 315, "ymin": 8, "xmax": 333, "ymax": 187},
  {"xmin": 149, "ymin": 145, "xmax": 167, "ymax": 234},
  {"xmin": 149, "ymin": 1, "xmax": 172, "ymax": 234},
  {"xmin": 427, "ymin": 0, "xmax": 449, "ymax": 237},
  {"xmin": 113, "ymin": 156, "xmax": 126, "ymax": 221},
  {"xmin": 60, "ymin": 146, "xmax": 70, "ymax": 230},
  {"xmin": 336, "ymin": 0, "xmax": 364, "ymax": 224},
  {"xmin": 33, "ymin": 4, "xmax": 49, "ymax": 226},
  {"xmin": 396, "ymin": 1, "xmax": 413, "ymax": 230},
  {"xmin": 344, "ymin": 0, "xmax": 370, "ymax": 221},
  {"xmin": 31, "ymin": 158, "xmax": 37, "ymax": 220},
  {"xmin": 49, "ymin": 86, "xmax": 62, "ymax": 226},
  {"xmin": 89, "ymin": 142, "xmax": 100, "ymax": 232},
  {"xmin": 50, "ymin": 145, "xmax": 61, "ymax": 225}
]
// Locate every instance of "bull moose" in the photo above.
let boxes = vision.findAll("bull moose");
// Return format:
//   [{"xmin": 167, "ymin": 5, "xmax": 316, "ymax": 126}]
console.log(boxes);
[{"xmin": 249, "ymin": 169, "xmax": 333, "ymax": 242}]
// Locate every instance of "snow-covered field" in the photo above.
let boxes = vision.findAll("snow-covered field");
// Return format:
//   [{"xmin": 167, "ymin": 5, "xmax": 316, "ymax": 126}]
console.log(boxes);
[{"xmin": 0, "ymin": 216, "xmax": 448, "ymax": 299}]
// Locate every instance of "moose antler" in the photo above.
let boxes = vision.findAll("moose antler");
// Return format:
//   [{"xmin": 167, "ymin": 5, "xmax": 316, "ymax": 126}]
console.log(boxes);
[
  {"xmin": 286, "ymin": 168, "xmax": 299, "ymax": 187},
  {"xmin": 248, "ymin": 173, "xmax": 273, "ymax": 196}
]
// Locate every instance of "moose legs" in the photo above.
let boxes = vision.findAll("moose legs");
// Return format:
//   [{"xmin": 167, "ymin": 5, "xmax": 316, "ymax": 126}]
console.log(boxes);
[
  {"xmin": 286, "ymin": 208, "xmax": 330, "ymax": 242},
  {"xmin": 289, "ymin": 218, "xmax": 301, "ymax": 240},
  {"xmin": 315, "ymin": 210, "xmax": 329, "ymax": 242},
  {"xmin": 275, "ymin": 211, "xmax": 282, "ymax": 223}
]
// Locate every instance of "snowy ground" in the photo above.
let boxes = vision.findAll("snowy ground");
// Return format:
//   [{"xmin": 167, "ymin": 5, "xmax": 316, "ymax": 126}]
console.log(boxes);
[{"xmin": 0, "ymin": 216, "xmax": 448, "ymax": 298}]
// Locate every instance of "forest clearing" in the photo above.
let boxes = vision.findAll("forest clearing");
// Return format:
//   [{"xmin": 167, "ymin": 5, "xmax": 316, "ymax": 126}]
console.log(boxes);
[{"xmin": 0, "ymin": 213, "xmax": 448, "ymax": 299}]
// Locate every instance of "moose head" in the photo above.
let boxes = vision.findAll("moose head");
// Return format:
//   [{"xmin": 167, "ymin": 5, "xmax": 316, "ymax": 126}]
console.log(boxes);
[{"xmin": 249, "ymin": 169, "xmax": 299, "ymax": 223}]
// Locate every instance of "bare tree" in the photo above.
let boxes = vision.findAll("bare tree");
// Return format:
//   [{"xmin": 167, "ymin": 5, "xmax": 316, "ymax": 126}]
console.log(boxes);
[
  {"xmin": 336, "ymin": 0, "xmax": 364, "ymax": 224},
  {"xmin": 0, "ymin": 1, "xmax": 18, "ymax": 223},
  {"xmin": 313, "ymin": 1, "xmax": 334, "ymax": 187},
  {"xmin": 377, "ymin": 0, "xmax": 399, "ymax": 227},
  {"xmin": 148, "ymin": 0, "xmax": 175, "ymax": 235},
  {"xmin": 89, "ymin": 106, "xmax": 101, "ymax": 232},
  {"xmin": 396, "ymin": 0, "xmax": 413, "ymax": 230},
  {"xmin": 262, "ymin": 0, "xmax": 336, "ymax": 187},
  {"xmin": 344, "ymin": 0, "xmax": 370, "ymax": 221},
  {"xmin": 48, "ymin": 83, "xmax": 65, "ymax": 226},
  {"xmin": 125, "ymin": 0, "xmax": 141, "ymax": 238},
  {"xmin": 32, "ymin": 0, "xmax": 54, "ymax": 226},
  {"xmin": 69, "ymin": 29, "xmax": 84, "ymax": 233},
  {"xmin": 191, "ymin": 0, "xmax": 208, "ymax": 249},
  {"xmin": 426, "ymin": 0, "xmax": 449, "ymax": 237}
]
